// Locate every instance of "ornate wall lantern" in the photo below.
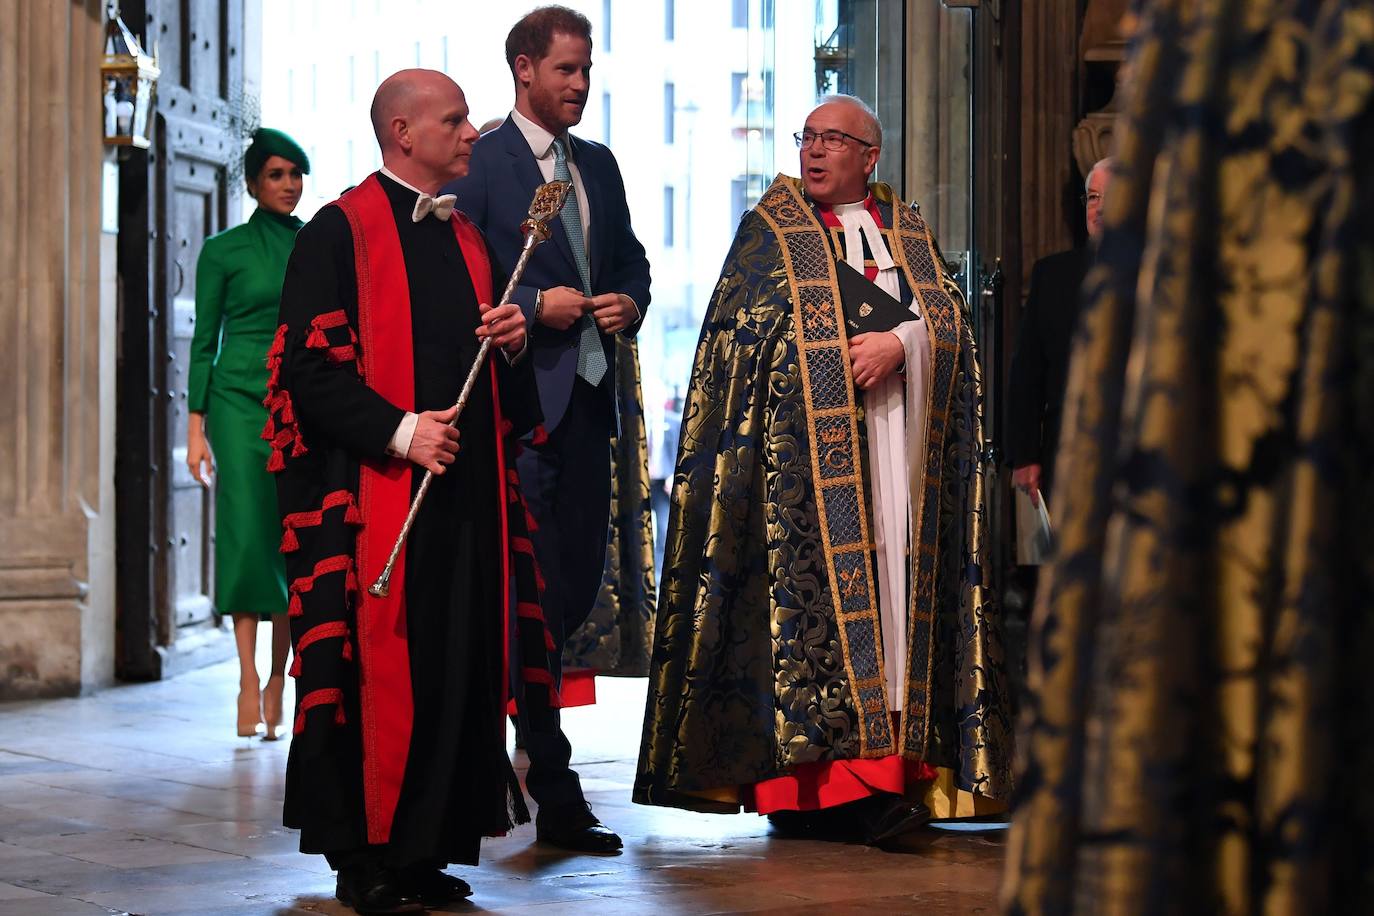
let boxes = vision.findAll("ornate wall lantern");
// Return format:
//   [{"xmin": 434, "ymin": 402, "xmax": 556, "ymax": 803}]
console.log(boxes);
[{"xmin": 101, "ymin": 2, "xmax": 160, "ymax": 149}]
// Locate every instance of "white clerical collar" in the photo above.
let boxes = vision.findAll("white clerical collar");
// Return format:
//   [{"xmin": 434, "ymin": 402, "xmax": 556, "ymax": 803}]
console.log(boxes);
[
  {"xmin": 830, "ymin": 197, "xmax": 894, "ymax": 272},
  {"xmin": 379, "ymin": 166, "xmax": 427, "ymax": 196},
  {"xmin": 510, "ymin": 107, "xmax": 567, "ymax": 161},
  {"xmin": 379, "ymin": 167, "xmax": 455, "ymax": 223}
]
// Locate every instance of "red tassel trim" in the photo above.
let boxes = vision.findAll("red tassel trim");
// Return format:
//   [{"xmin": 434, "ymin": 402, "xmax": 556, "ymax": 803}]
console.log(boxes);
[
  {"xmin": 524, "ymin": 508, "xmax": 540, "ymax": 533},
  {"xmin": 289, "ymin": 654, "xmax": 302, "ymax": 678},
  {"xmin": 266, "ymin": 323, "xmax": 289, "ymax": 360},
  {"xmin": 267, "ymin": 449, "xmax": 286, "ymax": 473},
  {"xmin": 260, "ymin": 416, "xmax": 275, "ymax": 441},
  {"xmin": 297, "ymin": 620, "xmax": 349, "ymax": 654},
  {"xmin": 531, "ymin": 425, "xmax": 549, "ymax": 446},
  {"xmin": 305, "ymin": 327, "xmax": 330, "ymax": 349},
  {"xmin": 279, "ymin": 526, "xmax": 300, "ymax": 553},
  {"xmin": 290, "ymin": 433, "xmax": 309, "ymax": 457},
  {"xmin": 342, "ymin": 640, "xmax": 354, "ymax": 662},
  {"xmin": 282, "ymin": 490, "xmax": 359, "ymax": 534},
  {"xmin": 544, "ymin": 629, "xmax": 557, "ymax": 652},
  {"xmin": 501, "ymin": 419, "xmax": 514, "ymax": 437},
  {"xmin": 294, "ymin": 687, "xmax": 346, "ymax": 734},
  {"xmin": 325, "ymin": 344, "xmax": 358, "ymax": 364},
  {"xmin": 288, "ymin": 592, "xmax": 303, "ymax": 617},
  {"xmin": 312, "ymin": 309, "xmax": 350, "ymax": 330},
  {"xmin": 516, "ymin": 601, "xmax": 544, "ymax": 621},
  {"xmin": 279, "ymin": 396, "xmax": 295, "ymax": 425},
  {"xmin": 289, "ymin": 554, "xmax": 353, "ymax": 597},
  {"xmin": 511, "ymin": 536, "xmax": 535, "ymax": 557}
]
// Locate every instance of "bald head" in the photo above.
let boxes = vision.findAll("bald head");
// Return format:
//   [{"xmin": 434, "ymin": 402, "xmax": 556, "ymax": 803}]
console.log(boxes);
[
  {"xmin": 371, "ymin": 69, "xmax": 456, "ymax": 152},
  {"xmin": 369, "ymin": 69, "xmax": 479, "ymax": 194}
]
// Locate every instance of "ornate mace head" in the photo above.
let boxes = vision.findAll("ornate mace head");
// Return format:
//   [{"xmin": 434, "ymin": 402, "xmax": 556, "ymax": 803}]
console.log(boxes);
[{"xmin": 521, "ymin": 179, "xmax": 573, "ymax": 242}]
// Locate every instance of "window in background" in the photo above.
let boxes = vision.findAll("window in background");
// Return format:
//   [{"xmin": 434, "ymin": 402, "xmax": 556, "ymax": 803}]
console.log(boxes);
[
  {"xmin": 414, "ymin": 42, "xmax": 421, "ymax": 67},
  {"xmin": 732, "ymin": 0, "xmax": 747, "ymax": 28},
  {"xmin": 663, "ymin": 185, "xmax": 675, "ymax": 247},
  {"xmin": 310, "ymin": 64, "xmax": 317, "ymax": 108},
  {"xmin": 730, "ymin": 178, "xmax": 747, "ymax": 230},
  {"xmin": 761, "ymin": 0, "xmax": 774, "ymax": 29},
  {"xmin": 603, "ymin": 0, "xmax": 612, "ymax": 52},
  {"xmin": 347, "ymin": 55, "xmax": 355, "ymax": 103},
  {"xmin": 373, "ymin": 50, "xmax": 379, "ymax": 87},
  {"xmin": 602, "ymin": 91, "xmax": 612, "ymax": 144},
  {"xmin": 287, "ymin": 69, "xmax": 295, "ymax": 112},
  {"xmin": 665, "ymin": 0, "xmax": 674, "ymax": 40},
  {"xmin": 730, "ymin": 71, "xmax": 746, "ymax": 111},
  {"xmin": 345, "ymin": 140, "xmax": 354, "ymax": 188},
  {"xmin": 441, "ymin": 36, "xmax": 448, "ymax": 72},
  {"xmin": 664, "ymin": 82, "xmax": 675, "ymax": 144}
]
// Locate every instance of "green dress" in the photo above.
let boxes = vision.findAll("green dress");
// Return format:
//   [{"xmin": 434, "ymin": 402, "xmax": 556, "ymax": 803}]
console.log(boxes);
[{"xmin": 189, "ymin": 208, "xmax": 302, "ymax": 615}]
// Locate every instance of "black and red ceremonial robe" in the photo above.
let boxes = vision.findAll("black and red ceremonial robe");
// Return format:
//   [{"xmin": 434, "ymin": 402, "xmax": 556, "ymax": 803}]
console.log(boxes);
[{"xmin": 264, "ymin": 174, "xmax": 559, "ymax": 850}]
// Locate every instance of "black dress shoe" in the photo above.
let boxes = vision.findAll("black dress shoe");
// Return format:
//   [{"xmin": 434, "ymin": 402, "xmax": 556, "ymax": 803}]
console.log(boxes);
[
  {"xmin": 335, "ymin": 862, "xmax": 424, "ymax": 914},
  {"xmin": 400, "ymin": 866, "xmax": 473, "ymax": 906},
  {"xmin": 859, "ymin": 798, "xmax": 932, "ymax": 846},
  {"xmin": 536, "ymin": 801, "xmax": 624, "ymax": 853}
]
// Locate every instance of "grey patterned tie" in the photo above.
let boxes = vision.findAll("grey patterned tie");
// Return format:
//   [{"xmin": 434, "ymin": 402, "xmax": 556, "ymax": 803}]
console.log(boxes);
[{"xmin": 552, "ymin": 138, "xmax": 607, "ymax": 387}]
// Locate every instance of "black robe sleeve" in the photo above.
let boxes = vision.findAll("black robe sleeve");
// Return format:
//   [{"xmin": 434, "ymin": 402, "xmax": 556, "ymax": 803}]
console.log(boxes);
[{"xmin": 277, "ymin": 206, "xmax": 405, "ymax": 459}]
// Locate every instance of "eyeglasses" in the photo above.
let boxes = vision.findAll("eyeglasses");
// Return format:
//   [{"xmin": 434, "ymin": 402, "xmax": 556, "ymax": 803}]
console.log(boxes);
[
  {"xmin": 793, "ymin": 129, "xmax": 875, "ymax": 151},
  {"xmin": 1080, "ymin": 192, "xmax": 1104, "ymax": 206}
]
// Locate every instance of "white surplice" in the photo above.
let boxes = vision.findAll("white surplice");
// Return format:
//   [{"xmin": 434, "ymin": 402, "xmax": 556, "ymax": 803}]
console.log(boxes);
[{"xmin": 831, "ymin": 200, "xmax": 930, "ymax": 711}]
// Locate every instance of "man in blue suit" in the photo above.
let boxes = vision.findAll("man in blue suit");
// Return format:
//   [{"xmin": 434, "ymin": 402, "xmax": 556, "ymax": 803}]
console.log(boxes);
[{"xmin": 446, "ymin": 5, "xmax": 649, "ymax": 854}]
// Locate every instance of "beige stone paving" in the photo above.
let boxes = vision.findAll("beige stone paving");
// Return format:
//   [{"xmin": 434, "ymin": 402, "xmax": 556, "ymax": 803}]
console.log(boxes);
[{"xmin": 0, "ymin": 660, "xmax": 1005, "ymax": 914}]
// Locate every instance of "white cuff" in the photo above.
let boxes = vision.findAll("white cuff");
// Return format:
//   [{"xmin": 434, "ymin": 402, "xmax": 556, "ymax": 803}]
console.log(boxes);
[
  {"xmin": 386, "ymin": 411, "xmax": 419, "ymax": 458},
  {"xmin": 502, "ymin": 337, "xmax": 528, "ymax": 365},
  {"xmin": 622, "ymin": 294, "xmax": 641, "ymax": 326}
]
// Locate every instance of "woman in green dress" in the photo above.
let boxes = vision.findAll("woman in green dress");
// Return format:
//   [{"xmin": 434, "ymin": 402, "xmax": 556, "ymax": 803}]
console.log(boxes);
[{"xmin": 187, "ymin": 129, "xmax": 309, "ymax": 740}]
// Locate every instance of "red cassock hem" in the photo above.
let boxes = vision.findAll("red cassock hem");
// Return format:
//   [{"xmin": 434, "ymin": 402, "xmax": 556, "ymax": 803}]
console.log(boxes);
[{"xmin": 747, "ymin": 755, "xmax": 939, "ymax": 815}]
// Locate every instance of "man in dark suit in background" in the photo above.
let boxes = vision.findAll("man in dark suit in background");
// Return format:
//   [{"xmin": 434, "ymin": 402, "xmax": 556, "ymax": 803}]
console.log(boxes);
[
  {"xmin": 1008, "ymin": 157, "xmax": 1113, "ymax": 503},
  {"xmin": 446, "ymin": 5, "xmax": 650, "ymax": 854}
]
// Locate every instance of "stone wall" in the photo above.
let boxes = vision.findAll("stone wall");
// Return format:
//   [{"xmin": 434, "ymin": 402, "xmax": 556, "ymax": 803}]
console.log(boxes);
[{"xmin": 0, "ymin": 0, "xmax": 116, "ymax": 698}]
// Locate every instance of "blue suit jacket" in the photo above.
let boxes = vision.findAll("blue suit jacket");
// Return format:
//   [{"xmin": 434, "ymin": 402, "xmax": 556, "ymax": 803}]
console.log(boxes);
[{"xmin": 445, "ymin": 118, "xmax": 651, "ymax": 432}]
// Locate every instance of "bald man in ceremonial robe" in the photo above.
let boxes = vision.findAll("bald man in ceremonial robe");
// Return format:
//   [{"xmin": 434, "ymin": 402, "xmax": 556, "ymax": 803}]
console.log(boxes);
[{"xmin": 268, "ymin": 69, "xmax": 558, "ymax": 914}]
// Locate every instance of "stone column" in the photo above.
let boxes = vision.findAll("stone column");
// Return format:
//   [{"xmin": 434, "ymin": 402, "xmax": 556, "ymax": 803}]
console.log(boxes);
[
  {"xmin": 0, "ymin": 0, "xmax": 116, "ymax": 698},
  {"xmin": 1019, "ymin": 0, "xmax": 1082, "ymax": 280}
]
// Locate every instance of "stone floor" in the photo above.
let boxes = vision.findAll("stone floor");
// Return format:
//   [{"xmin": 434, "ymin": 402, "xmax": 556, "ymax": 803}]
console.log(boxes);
[{"xmin": 0, "ymin": 654, "xmax": 1006, "ymax": 915}]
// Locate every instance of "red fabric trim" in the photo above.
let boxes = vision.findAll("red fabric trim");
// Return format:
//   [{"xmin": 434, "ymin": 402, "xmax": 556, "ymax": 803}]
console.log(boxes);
[
  {"xmin": 297, "ymin": 620, "xmax": 349, "ymax": 653},
  {"xmin": 511, "ymin": 536, "xmax": 535, "ymax": 557},
  {"xmin": 530, "ymin": 425, "xmax": 549, "ymax": 446},
  {"xmin": 282, "ymin": 490, "xmax": 358, "ymax": 534},
  {"xmin": 325, "ymin": 344, "xmax": 358, "ymax": 364},
  {"xmin": 288, "ymin": 554, "xmax": 352, "ymax": 595},
  {"xmin": 309, "ymin": 309, "xmax": 350, "ymax": 331},
  {"xmin": 747, "ymin": 755, "xmax": 939, "ymax": 814},
  {"xmin": 295, "ymin": 687, "xmax": 346, "ymax": 734},
  {"xmin": 289, "ymin": 622, "xmax": 351, "ymax": 678},
  {"xmin": 453, "ymin": 213, "xmax": 514, "ymax": 746},
  {"xmin": 505, "ymin": 667, "xmax": 590, "ymax": 716},
  {"xmin": 339, "ymin": 175, "xmax": 417, "ymax": 846}
]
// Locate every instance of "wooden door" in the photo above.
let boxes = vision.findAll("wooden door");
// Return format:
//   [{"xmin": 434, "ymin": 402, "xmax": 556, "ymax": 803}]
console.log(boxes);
[{"xmin": 116, "ymin": 0, "xmax": 245, "ymax": 678}]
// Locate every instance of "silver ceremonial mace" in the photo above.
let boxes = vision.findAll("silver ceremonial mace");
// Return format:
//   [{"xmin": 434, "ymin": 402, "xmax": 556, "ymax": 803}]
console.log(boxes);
[{"xmin": 369, "ymin": 179, "xmax": 572, "ymax": 598}]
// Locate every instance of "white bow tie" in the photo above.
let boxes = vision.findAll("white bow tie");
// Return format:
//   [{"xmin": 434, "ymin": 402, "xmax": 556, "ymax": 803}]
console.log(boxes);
[{"xmin": 412, "ymin": 193, "xmax": 456, "ymax": 223}]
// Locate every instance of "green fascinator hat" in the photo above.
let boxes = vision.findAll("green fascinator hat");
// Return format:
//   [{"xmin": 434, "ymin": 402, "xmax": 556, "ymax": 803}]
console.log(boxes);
[{"xmin": 243, "ymin": 128, "xmax": 310, "ymax": 180}]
